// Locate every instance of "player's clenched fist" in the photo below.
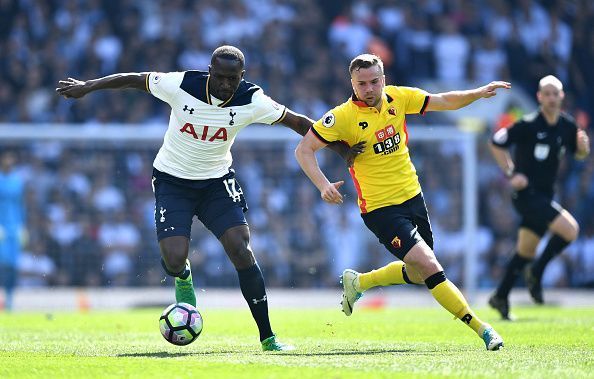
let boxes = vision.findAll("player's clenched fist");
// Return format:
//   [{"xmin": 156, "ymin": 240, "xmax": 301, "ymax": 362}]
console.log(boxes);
[{"xmin": 576, "ymin": 129, "xmax": 590, "ymax": 155}]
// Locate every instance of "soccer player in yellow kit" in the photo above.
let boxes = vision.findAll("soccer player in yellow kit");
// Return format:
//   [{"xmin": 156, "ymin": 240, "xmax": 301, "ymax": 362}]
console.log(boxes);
[{"xmin": 295, "ymin": 54, "xmax": 511, "ymax": 351}]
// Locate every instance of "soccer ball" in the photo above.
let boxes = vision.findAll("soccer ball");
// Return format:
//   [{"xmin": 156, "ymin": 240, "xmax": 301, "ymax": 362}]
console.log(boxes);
[{"xmin": 159, "ymin": 302, "xmax": 203, "ymax": 346}]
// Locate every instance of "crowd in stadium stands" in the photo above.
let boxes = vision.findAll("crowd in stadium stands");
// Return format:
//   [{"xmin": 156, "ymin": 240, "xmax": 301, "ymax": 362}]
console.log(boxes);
[{"xmin": 1, "ymin": 0, "xmax": 593, "ymax": 288}]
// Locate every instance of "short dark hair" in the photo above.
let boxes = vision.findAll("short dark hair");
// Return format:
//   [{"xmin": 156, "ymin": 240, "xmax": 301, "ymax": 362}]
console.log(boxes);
[
  {"xmin": 349, "ymin": 54, "xmax": 384, "ymax": 75},
  {"xmin": 211, "ymin": 45, "xmax": 245, "ymax": 68}
]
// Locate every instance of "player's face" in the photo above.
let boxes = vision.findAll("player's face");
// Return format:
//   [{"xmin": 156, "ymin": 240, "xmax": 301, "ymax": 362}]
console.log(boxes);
[
  {"xmin": 209, "ymin": 57, "xmax": 245, "ymax": 101},
  {"xmin": 537, "ymin": 84, "xmax": 564, "ymax": 113},
  {"xmin": 351, "ymin": 65, "xmax": 385, "ymax": 108}
]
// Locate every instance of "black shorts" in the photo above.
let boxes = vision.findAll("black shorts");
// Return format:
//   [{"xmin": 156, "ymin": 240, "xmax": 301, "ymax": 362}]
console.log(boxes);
[
  {"xmin": 361, "ymin": 193, "xmax": 434, "ymax": 260},
  {"xmin": 512, "ymin": 188, "xmax": 561, "ymax": 236},
  {"xmin": 152, "ymin": 168, "xmax": 248, "ymax": 241}
]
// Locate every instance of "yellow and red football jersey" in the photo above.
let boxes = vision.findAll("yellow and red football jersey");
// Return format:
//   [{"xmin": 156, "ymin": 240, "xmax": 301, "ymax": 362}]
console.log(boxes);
[{"xmin": 312, "ymin": 86, "xmax": 430, "ymax": 213}]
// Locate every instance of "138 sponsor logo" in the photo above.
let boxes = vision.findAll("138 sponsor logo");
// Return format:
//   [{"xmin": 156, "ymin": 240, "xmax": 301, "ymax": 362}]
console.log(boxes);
[{"xmin": 373, "ymin": 125, "xmax": 401, "ymax": 155}]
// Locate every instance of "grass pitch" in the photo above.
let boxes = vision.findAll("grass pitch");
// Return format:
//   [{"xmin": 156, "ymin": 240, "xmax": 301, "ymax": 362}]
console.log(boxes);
[{"xmin": 1, "ymin": 304, "xmax": 593, "ymax": 379}]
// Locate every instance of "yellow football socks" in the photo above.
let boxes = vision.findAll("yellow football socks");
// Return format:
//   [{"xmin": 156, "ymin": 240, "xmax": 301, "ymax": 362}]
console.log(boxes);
[
  {"xmin": 430, "ymin": 280, "xmax": 485, "ymax": 335},
  {"xmin": 358, "ymin": 261, "xmax": 407, "ymax": 291}
]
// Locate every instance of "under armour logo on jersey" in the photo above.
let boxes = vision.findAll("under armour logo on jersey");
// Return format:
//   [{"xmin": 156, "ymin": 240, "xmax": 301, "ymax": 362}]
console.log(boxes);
[
  {"xmin": 159, "ymin": 207, "xmax": 166, "ymax": 222},
  {"xmin": 388, "ymin": 107, "xmax": 396, "ymax": 115},
  {"xmin": 183, "ymin": 105, "xmax": 194, "ymax": 114},
  {"xmin": 252, "ymin": 295, "xmax": 267, "ymax": 304},
  {"xmin": 229, "ymin": 110, "xmax": 236, "ymax": 125},
  {"xmin": 359, "ymin": 121, "xmax": 368, "ymax": 129}
]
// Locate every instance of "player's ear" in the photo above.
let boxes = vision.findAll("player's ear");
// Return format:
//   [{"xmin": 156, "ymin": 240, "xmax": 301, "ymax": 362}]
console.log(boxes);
[
  {"xmin": 241, "ymin": 70, "xmax": 245, "ymax": 79},
  {"xmin": 208, "ymin": 65, "xmax": 212, "ymax": 74}
]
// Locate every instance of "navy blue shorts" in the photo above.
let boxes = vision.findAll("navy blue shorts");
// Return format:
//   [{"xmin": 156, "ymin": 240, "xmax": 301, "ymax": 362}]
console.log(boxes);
[
  {"xmin": 512, "ymin": 187, "xmax": 561, "ymax": 236},
  {"xmin": 361, "ymin": 193, "xmax": 434, "ymax": 261},
  {"xmin": 152, "ymin": 168, "xmax": 248, "ymax": 241}
]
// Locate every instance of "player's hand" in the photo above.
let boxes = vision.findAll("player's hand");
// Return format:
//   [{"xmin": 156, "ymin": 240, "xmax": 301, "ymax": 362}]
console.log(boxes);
[
  {"xmin": 576, "ymin": 129, "xmax": 590, "ymax": 156},
  {"xmin": 56, "ymin": 77, "xmax": 89, "ymax": 99},
  {"xmin": 479, "ymin": 81, "xmax": 511, "ymax": 98},
  {"xmin": 509, "ymin": 173, "xmax": 528, "ymax": 190},
  {"xmin": 320, "ymin": 181, "xmax": 344, "ymax": 204},
  {"xmin": 346, "ymin": 141, "xmax": 366, "ymax": 167}
]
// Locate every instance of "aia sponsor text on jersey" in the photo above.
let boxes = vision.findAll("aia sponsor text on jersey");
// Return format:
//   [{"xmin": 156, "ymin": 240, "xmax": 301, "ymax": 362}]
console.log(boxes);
[{"xmin": 179, "ymin": 123, "xmax": 228, "ymax": 142}]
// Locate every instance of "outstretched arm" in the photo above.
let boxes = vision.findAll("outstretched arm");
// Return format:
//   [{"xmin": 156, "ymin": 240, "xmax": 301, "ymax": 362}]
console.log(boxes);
[
  {"xmin": 295, "ymin": 130, "xmax": 345, "ymax": 204},
  {"xmin": 425, "ymin": 81, "xmax": 511, "ymax": 112},
  {"xmin": 56, "ymin": 73, "xmax": 149, "ymax": 99},
  {"xmin": 281, "ymin": 109, "xmax": 364, "ymax": 166}
]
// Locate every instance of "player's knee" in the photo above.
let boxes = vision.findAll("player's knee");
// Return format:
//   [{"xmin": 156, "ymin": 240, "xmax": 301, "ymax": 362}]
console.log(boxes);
[
  {"xmin": 565, "ymin": 221, "xmax": 580, "ymax": 242},
  {"xmin": 405, "ymin": 251, "xmax": 442, "ymax": 279},
  {"xmin": 556, "ymin": 220, "xmax": 579, "ymax": 242},
  {"xmin": 421, "ymin": 257, "xmax": 442, "ymax": 276}
]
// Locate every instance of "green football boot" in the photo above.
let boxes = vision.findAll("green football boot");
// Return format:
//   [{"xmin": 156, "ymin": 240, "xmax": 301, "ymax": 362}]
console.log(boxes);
[
  {"xmin": 175, "ymin": 259, "xmax": 196, "ymax": 307},
  {"xmin": 261, "ymin": 335, "xmax": 295, "ymax": 351}
]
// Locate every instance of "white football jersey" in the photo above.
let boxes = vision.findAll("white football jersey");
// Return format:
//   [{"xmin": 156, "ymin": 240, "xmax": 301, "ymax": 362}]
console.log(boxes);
[{"xmin": 147, "ymin": 71, "xmax": 287, "ymax": 180}]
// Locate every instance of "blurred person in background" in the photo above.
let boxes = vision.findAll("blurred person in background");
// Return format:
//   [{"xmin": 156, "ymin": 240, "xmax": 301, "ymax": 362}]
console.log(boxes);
[
  {"xmin": 488, "ymin": 75, "xmax": 590, "ymax": 320},
  {"xmin": 56, "ymin": 45, "xmax": 360, "ymax": 351},
  {"xmin": 0, "ymin": 151, "xmax": 26, "ymax": 311},
  {"xmin": 295, "ymin": 53, "xmax": 510, "ymax": 350}
]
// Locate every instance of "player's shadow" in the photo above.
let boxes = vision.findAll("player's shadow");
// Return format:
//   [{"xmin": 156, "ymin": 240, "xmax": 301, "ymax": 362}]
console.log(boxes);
[
  {"xmin": 118, "ymin": 352, "xmax": 196, "ymax": 358},
  {"xmin": 118, "ymin": 349, "xmax": 423, "ymax": 358},
  {"xmin": 117, "ymin": 351, "xmax": 238, "ymax": 358},
  {"xmin": 282, "ymin": 348, "xmax": 421, "ymax": 356}
]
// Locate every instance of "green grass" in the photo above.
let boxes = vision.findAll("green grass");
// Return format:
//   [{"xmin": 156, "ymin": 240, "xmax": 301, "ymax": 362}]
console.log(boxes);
[{"xmin": 1, "ymin": 305, "xmax": 593, "ymax": 378}]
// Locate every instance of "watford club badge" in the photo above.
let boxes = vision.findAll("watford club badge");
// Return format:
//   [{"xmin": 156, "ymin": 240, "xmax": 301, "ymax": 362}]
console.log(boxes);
[{"xmin": 391, "ymin": 236, "xmax": 401, "ymax": 249}]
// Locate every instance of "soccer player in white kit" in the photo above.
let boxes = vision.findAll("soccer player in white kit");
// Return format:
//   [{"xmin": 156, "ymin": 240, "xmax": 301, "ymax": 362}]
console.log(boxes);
[{"xmin": 57, "ymin": 45, "xmax": 359, "ymax": 351}]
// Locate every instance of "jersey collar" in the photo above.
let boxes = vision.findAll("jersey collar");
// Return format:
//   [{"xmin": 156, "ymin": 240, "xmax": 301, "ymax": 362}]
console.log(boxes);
[{"xmin": 350, "ymin": 91, "xmax": 394, "ymax": 110}]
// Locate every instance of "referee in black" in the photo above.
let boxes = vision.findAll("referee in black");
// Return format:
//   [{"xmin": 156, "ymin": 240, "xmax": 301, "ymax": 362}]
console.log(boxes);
[{"xmin": 488, "ymin": 75, "xmax": 590, "ymax": 320}]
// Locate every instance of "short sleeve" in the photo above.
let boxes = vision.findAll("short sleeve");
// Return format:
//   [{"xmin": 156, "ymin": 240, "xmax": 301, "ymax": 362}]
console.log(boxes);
[
  {"xmin": 400, "ymin": 86, "xmax": 430, "ymax": 115},
  {"xmin": 311, "ymin": 106, "xmax": 349, "ymax": 144},
  {"xmin": 492, "ymin": 121, "xmax": 523, "ymax": 148},
  {"xmin": 147, "ymin": 72, "xmax": 184, "ymax": 104},
  {"xmin": 251, "ymin": 90, "xmax": 287, "ymax": 125}
]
